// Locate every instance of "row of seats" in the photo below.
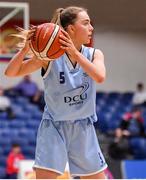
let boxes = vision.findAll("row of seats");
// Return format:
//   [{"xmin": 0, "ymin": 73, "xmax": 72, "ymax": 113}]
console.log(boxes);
[{"xmin": 0, "ymin": 119, "xmax": 40, "ymax": 129}]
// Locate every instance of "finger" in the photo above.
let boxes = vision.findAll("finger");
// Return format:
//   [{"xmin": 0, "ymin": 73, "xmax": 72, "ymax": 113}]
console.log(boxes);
[
  {"xmin": 29, "ymin": 24, "xmax": 37, "ymax": 29},
  {"xmin": 59, "ymin": 39, "xmax": 70, "ymax": 47},
  {"xmin": 59, "ymin": 34, "xmax": 69, "ymax": 42},
  {"xmin": 31, "ymin": 27, "xmax": 37, "ymax": 31},
  {"xmin": 28, "ymin": 31, "xmax": 35, "ymax": 36},
  {"xmin": 29, "ymin": 28, "xmax": 36, "ymax": 32},
  {"xmin": 26, "ymin": 37, "xmax": 31, "ymax": 41},
  {"xmin": 27, "ymin": 32, "xmax": 35, "ymax": 40},
  {"xmin": 28, "ymin": 30, "xmax": 36, "ymax": 37},
  {"xmin": 60, "ymin": 28, "xmax": 66, "ymax": 34},
  {"xmin": 60, "ymin": 46, "xmax": 69, "ymax": 51},
  {"xmin": 61, "ymin": 29, "xmax": 70, "ymax": 39}
]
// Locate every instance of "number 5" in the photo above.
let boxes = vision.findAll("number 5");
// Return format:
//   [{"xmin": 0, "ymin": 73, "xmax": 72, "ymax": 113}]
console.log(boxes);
[{"xmin": 60, "ymin": 72, "xmax": 65, "ymax": 84}]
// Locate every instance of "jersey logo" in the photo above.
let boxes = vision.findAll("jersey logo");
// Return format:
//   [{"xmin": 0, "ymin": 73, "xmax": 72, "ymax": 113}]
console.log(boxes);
[
  {"xmin": 64, "ymin": 82, "xmax": 89, "ymax": 106},
  {"xmin": 82, "ymin": 72, "xmax": 88, "ymax": 77}
]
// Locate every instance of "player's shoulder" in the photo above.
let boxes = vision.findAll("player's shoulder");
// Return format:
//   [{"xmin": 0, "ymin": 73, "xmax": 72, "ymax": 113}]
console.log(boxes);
[
  {"xmin": 83, "ymin": 45, "xmax": 103, "ymax": 56},
  {"xmin": 94, "ymin": 49, "xmax": 104, "ymax": 56}
]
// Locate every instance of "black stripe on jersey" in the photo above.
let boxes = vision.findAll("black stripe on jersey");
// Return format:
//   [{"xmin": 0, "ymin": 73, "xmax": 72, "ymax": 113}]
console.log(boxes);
[
  {"xmin": 65, "ymin": 46, "xmax": 83, "ymax": 69},
  {"xmin": 91, "ymin": 48, "xmax": 96, "ymax": 62},
  {"xmin": 41, "ymin": 61, "xmax": 50, "ymax": 77},
  {"xmin": 65, "ymin": 53, "xmax": 77, "ymax": 69}
]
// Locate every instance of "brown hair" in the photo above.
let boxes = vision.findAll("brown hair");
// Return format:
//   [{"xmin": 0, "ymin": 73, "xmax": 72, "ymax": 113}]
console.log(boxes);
[{"xmin": 51, "ymin": 6, "xmax": 87, "ymax": 30}]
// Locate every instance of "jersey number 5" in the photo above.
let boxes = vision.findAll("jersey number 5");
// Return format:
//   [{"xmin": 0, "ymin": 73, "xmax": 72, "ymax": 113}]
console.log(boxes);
[{"xmin": 59, "ymin": 72, "xmax": 65, "ymax": 84}]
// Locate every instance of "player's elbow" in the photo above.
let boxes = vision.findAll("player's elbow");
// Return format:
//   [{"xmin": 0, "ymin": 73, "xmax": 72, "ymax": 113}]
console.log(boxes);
[
  {"xmin": 96, "ymin": 73, "xmax": 106, "ymax": 83},
  {"xmin": 97, "ymin": 75, "xmax": 105, "ymax": 83},
  {"xmin": 94, "ymin": 67, "xmax": 106, "ymax": 83}
]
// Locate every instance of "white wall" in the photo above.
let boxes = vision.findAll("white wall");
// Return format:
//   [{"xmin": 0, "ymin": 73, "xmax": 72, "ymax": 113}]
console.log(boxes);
[
  {"xmin": 94, "ymin": 30, "xmax": 146, "ymax": 91},
  {"xmin": 1, "ymin": 30, "xmax": 146, "ymax": 91}
]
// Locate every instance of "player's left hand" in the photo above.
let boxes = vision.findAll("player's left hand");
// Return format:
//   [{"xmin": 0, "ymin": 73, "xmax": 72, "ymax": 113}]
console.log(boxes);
[{"xmin": 59, "ymin": 30, "xmax": 79, "ymax": 58}]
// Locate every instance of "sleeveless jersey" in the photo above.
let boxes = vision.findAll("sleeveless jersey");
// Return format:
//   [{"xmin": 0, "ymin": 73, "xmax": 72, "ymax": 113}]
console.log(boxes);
[{"xmin": 42, "ymin": 45, "xmax": 97, "ymax": 121}]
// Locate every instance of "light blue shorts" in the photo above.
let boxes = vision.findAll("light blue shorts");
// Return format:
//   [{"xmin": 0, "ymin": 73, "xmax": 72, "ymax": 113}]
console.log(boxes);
[{"xmin": 33, "ymin": 117, "xmax": 107, "ymax": 177}]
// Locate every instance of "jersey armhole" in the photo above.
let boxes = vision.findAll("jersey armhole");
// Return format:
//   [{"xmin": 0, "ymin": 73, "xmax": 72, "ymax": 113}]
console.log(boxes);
[
  {"xmin": 41, "ymin": 61, "xmax": 53, "ymax": 79},
  {"xmin": 91, "ymin": 48, "xmax": 96, "ymax": 62}
]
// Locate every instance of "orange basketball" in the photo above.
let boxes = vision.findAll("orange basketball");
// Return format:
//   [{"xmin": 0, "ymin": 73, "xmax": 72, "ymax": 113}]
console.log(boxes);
[{"xmin": 30, "ymin": 23, "xmax": 65, "ymax": 60}]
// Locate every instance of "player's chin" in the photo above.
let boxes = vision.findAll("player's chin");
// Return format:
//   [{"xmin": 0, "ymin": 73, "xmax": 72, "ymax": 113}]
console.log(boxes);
[
  {"xmin": 81, "ymin": 37, "xmax": 90, "ymax": 45},
  {"xmin": 85, "ymin": 39, "xmax": 90, "ymax": 44}
]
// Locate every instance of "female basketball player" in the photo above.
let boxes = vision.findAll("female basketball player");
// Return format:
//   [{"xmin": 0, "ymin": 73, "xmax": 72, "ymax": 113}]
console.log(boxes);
[{"xmin": 5, "ymin": 6, "xmax": 107, "ymax": 179}]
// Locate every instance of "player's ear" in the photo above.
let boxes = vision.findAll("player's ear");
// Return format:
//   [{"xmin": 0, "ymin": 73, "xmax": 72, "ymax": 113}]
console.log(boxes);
[{"xmin": 66, "ymin": 24, "xmax": 75, "ymax": 34}]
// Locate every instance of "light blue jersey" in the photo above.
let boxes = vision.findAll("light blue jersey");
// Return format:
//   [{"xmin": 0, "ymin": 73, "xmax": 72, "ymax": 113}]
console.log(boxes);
[
  {"xmin": 34, "ymin": 46, "xmax": 108, "ymax": 175},
  {"xmin": 42, "ymin": 45, "xmax": 97, "ymax": 121}
]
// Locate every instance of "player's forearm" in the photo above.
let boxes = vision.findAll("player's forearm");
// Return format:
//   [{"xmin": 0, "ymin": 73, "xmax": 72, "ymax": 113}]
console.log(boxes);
[
  {"xmin": 5, "ymin": 48, "xmax": 29, "ymax": 77},
  {"xmin": 72, "ymin": 51, "xmax": 106, "ymax": 83}
]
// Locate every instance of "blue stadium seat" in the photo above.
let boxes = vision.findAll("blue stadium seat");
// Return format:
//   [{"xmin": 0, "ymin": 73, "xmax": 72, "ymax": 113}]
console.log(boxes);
[
  {"xmin": 1, "ymin": 128, "xmax": 19, "ymax": 139},
  {"xmin": 0, "ymin": 112, "xmax": 7, "ymax": 120},
  {"xmin": 0, "ymin": 167, "xmax": 6, "ymax": 178},
  {"xmin": 3, "ymin": 145, "xmax": 11, "ymax": 156},
  {"xmin": 108, "ymin": 92, "xmax": 121, "ymax": 99},
  {"xmin": 0, "ymin": 128, "xmax": 10, "ymax": 137},
  {"xmin": 95, "ymin": 113, "xmax": 111, "ymax": 132},
  {"xmin": 10, "ymin": 137, "xmax": 29, "ymax": 147},
  {"xmin": 22, "ymin": 146, "xmax": 35, "ymax": 159},
  {"xmin": 0, "ymin": 148, "xmax": 3, "ymax": 155},
  {"xmin": 18, "ymin": 128, "xmax": 36, "ymax": 139},
  {"xmin": 98, "ymin": 99, "xmax": 106, "ymax": 106},
  {"xmin": 28, "ymin": 138, "xmax": 36, "ymax": 147},
  {"xmin": 0, "ymin": 121, "xmax": 9, "ymax": 129},
  {"xmin": 15, "ymin": 110, "xmax": 31, "ymax": 120},
  {"xmin": 121, "ymin": 92, "xmax": 133, "ymax": 103},
  {"xmin": 24, "ymin": 104, "xmax": 39, "ymax": 112},
  {"xmin": 0, "ymin": 137, "xmax": 11, "ymax": 146},
  {"xmin": 0, "ymin": 156, "xmax": 7, "ymax": 167},
  {"xmin": 12, "ymin": 103, "xmax": 23, "ymax": 112},
  {"xmin": 96, "ymin": 92, "xmax": 106, "ymax": 98},
  {"xmin": 14, "ymin": 96, "xmax": 29, "ymax": 105},
  {"xmin": 101, "ymin": 106, "xmax": 117, "ymax": 113},
  {"xmin": 128, "ymin": 121, "xmax": 141, "ymax": 135},
  {"xmin": 26, "ymin": 120, "xmax": 40, "ymax": 130},
  {"xmin": 31, "ymin": 111, "xmax": 42, "ymax": 120},
  {"xmin": 8, "ymin": 120, "xmax": 26, "ymax": 129},
  {"xmin": 130, "ymin": 138, "xmax": 146, "ymax": 159}
]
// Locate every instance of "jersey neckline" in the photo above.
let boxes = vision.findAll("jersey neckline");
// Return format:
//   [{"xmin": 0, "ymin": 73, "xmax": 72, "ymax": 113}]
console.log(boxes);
[{"xmin": 65, "ymin": 45, "xmax": 84, "ymax": 71}]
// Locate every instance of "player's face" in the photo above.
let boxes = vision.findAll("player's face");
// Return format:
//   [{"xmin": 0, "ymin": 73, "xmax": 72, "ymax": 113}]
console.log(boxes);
[{"xmin": 72, "ymin": 11, "xmax": 94, "ymax": 44}]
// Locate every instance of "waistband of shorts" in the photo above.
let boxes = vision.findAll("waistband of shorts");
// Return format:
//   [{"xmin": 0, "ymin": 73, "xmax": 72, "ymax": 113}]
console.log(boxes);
[{"xmin": 42, "ymin": 114, "xmax": 97, "ymax": 124}]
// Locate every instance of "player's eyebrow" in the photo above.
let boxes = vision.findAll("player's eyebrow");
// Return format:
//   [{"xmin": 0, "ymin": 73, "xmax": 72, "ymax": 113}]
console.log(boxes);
[{"xmin": 81, "ymin": 19, "xmax": 91, "ymax": 23}]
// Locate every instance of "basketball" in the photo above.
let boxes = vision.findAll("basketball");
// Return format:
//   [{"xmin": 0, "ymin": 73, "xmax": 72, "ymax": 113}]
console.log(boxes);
[{"xmin": 30, "ymin": 23, "xmax": 65, "ymax": 60}]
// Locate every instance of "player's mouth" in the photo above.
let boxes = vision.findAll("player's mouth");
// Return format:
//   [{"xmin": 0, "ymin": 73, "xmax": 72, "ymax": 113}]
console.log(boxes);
[{"xmin": 88, "ymin": 35, "xmax": 92, "ymax": 39}]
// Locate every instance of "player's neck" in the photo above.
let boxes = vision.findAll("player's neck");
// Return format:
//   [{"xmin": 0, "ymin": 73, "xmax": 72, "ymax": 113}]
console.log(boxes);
[{"xmin": 72, "ymin": 39, "xmax": 82, "ymax": 51}]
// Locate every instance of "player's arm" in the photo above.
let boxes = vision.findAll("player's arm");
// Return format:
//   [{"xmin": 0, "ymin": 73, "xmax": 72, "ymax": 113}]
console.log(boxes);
[
  {"xmin": 5, "ymin": 48, "xmax": 48, "ymax": 77},
  {"xmin": 5, "ymin": 28, "xmax": 48, "ymax": 77},
  {"xmin": 66, "ymin": 48, "xmax": 106, "ymax": 83},
  {"xmin": 76, "ymin": 49, "xmax": 106, "ymax": 83},
  {"xmin": 59, "ymin": 31, "xmax": 106, "ymax": 83},
  {"xmin": 90, "ymin": 49, "xmax": 106, "ymax": 82}
]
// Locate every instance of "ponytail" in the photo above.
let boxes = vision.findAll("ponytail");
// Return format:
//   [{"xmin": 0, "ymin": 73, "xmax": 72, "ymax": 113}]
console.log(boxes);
[{"xmin": 51, "ymin": 8, "xmax": 64, "ymax": 26}]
